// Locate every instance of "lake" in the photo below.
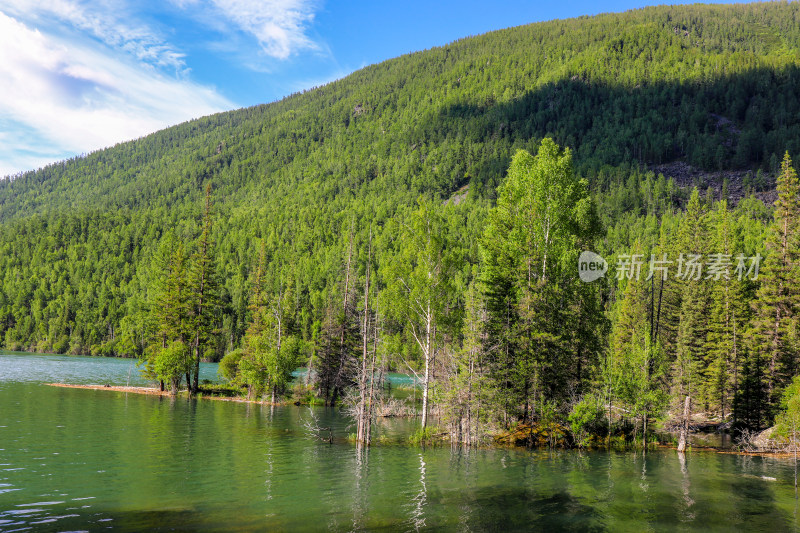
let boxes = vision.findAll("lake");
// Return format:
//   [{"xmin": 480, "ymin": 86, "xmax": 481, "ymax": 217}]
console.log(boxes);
[{"xmin": 1, "ymin": 352, "xmax": 799, "ymax": 531}]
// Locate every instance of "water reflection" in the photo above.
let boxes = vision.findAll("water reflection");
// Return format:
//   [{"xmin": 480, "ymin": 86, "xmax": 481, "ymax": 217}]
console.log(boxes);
[
  {"xmin": 3, "ymin": 355, "xmax": 800, "ymax": 531},
  {"xmin": 406, "ymin": 453, "xmax": 427, "ymax": 531},
  {"xmin": 350, "ymin": 446, "xmax": 370, "ymax": 531},
  {"xmin": 640, "ymin": 451, "xmax": 649, "ymax": 493},
  {"xmin": 676, "ymin": 452, "xmax": 695, "ymax": 523}
]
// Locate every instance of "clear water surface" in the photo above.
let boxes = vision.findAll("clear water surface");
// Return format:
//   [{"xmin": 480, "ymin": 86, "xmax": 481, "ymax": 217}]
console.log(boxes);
[{"xmin": 1, "ymin": 352, "xmax": 799, "ymax": 532}]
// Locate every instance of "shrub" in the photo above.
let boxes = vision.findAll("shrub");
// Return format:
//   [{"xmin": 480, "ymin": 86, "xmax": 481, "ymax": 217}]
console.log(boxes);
[
  {"xmin": 409, "ymin": 426, "xmax": 440, "ymax": 445},
  {"xmin": 568, "ymin": 394, "xmax": 603, "ymax": 448},
  {"xmin": 219, "ymin": 349, "xmax": 245, "ymax": 383}
]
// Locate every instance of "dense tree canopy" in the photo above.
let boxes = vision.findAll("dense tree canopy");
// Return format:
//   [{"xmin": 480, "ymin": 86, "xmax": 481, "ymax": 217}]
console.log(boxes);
[{"xmin": 1, "ymin": 2, "xmax": 800, "ymax": 437}]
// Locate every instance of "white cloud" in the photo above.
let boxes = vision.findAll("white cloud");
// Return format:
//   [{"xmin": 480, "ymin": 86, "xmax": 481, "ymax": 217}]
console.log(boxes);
[
  {"xmin": 0, "ymin": 10, "xmax": 233, "ymax": 177},
  {"xmin": 2, "ymin": 0, "xmax": 188, "ymax": 71},
  {"xmin": 0, "ymin": 0, "xmax": 327, "ymax": 176},
  {"xmin": 177, "ymin": 0, "xmax": 321, "ymax": 60},
  {"xmin": 213, "ymin": 0, "xmax": 319, "ymax": 59}
]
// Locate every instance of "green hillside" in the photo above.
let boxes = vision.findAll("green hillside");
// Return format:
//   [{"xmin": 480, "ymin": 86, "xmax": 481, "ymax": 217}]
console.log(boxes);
[
  {"xmin": 0, "ymin": 3, "xmax": 793, "ymax": 350},
  {"xmin": 2, "ymin": 2, "xmax": 800, "ymax": 434}
]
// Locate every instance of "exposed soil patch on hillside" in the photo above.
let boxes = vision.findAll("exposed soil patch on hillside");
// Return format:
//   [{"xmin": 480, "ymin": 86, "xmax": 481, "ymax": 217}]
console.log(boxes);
[{"xmin": 650, "ymin": 161, "xmax": 777, "ymax": 207}]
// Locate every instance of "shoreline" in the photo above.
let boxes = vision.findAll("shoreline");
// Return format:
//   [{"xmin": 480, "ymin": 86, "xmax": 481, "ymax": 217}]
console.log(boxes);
[
  {"xmin": 45, "ymin": 383, "xmax": 798, "ymax": 458},
  {"xmin": 45, "ymin": 382, "xmax": 281, "ymax": 405}
]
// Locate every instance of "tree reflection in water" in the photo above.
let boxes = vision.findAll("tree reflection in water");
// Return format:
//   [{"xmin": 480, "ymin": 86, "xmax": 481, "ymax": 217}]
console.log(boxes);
[{"xmin": 407, "ymin": 453, "xmax": 427, "ymax": 531}]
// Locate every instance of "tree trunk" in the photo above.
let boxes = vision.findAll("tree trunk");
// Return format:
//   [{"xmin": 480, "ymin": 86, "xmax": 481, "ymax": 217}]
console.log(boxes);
[
  {"xmin": 421, "ymin": 357, "xmax": 430, "ymax": 429},
  {"xmin": 677, "ymin": 395, "xmax": 691, "ymax": 453},
  {"xmin": 365, "ymin": 347, "xmax": 376, "ymax": 446},
  {"xmin": 466, "ymin": 353, "xmax": 474, "ymax": 446},
  {"xmin": 305, "ymin": 356, "xmax": 313, "ymax": 386},
  {"xmin": 421, "ymin": 304, "xmax": 431, "ymax": 429},
  {"xmin": 357, "ymin": 232, "xmax": 372, "ymax": 444},
  {"xmin": 192, "ymin": 186, "xmax": 213, "ymax": 395},
  {"xmin": 643, "ymin": 410, "xmax": 648, "ymax": 452},
  {"xmin": 793, "ymin": 416, "xmax": 797, "ymax": 493},
  {"xmin": 192, "ymin": 332, "xmax": 201, "ymax": 395},
  {"xmin": 331, "ymin": 226, "xmax": 355, "ymax": 408}
]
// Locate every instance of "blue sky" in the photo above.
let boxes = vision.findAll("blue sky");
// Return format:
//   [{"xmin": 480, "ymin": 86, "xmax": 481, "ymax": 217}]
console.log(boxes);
[{"xmin": 0, "ymin": 0, "xmax": 745, "ymax": 177}]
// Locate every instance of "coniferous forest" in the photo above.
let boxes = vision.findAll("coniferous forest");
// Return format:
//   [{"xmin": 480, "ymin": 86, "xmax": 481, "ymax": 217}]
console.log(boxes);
[{"xmin": 5, "ymin": 2, "xmax": 800, "ymax": 444}]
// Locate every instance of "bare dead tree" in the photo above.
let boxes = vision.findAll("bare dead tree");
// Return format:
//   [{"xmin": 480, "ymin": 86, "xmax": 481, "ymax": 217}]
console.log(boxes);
[
  {"xmin": 302, "ymin": 407, "xmax": 333, "ymax": 444},
  {"xmin": 317, "ymin": 222, "xmax": 359, "ymax": 405},
  {"xmin": 678, "ymin": 395, "xmax": 691, "ymax": 453},
  {"xmin": 356, "ymin": 230, "xmax": 373, "ymax": 444}
]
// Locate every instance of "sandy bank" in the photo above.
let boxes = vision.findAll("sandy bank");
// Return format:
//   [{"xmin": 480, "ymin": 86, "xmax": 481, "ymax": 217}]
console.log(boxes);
[{"xmin": 45, "ymin": 382, "xmax": 277, "ymax": 405}]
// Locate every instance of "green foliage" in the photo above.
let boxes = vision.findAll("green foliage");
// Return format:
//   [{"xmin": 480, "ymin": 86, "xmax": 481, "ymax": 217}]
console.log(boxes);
[
  {"xmin": 569, "ymin": 394, "xmax": 603, "ymax": 448},
  {"xmin": 408, "ymin": 425, "xmax": 441, "ymax": 446},
  {"xmin": 733, "ymin": 348, "xmax": 770, "ymax": 430},
  {"xmin": 237, "ymin": 350, "xmax": 268, "ymax": 396},
  {"xmin": 218, "ymin": 348, "xmax": 244, "ymax": 383},
  {"xmin": 221, "ymin": 245, "xmax": 309, "ymax": 400},
  {"xmin": 3, "ymin": 2, "xmax": 800, "ymax": 441},
  {"xmin": 774, "ymin": 376, "xmax": 800, "ymax": 439},
  {"xmin": 3, "ymin": 2, "xmax": 800, "ymax": 361},
  {"xmin": 481, "ymin": 138, "xmax": 605, "ymax": 423},
  {"xmin": 153, "ymin": 340, "xmax": 190, "ymax": 393}
]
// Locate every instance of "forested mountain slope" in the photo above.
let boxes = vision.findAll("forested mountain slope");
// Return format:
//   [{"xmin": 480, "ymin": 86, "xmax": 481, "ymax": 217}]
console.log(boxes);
[{"xmin": 0, "ymin": 1, "xmax": 798, "ymax": 363}]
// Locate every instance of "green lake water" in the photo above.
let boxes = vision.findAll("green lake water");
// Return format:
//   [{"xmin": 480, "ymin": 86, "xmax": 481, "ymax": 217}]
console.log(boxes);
[{"xmin": 2, "ymin": 352, "xmax": 800, "ymax": 531}]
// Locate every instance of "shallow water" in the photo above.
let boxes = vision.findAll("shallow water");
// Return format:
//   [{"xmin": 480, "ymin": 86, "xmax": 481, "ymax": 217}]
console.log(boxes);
[{"xmin": 1, "ymin": 352, "xmax": 799, "ymax": 531}]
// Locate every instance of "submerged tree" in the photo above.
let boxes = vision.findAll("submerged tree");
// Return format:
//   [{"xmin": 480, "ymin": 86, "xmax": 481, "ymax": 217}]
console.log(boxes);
[
  {"xmin": 228, "ymin": 244, "xmax": 305, "ymax": 402},
  {"xmin": 316, "ymin": 224, "xmax": 360, "ymax": 406},
  {"xmin": 355, "ymin": 229, "xmax": 381, "ymax": 445},
  {"xmin": 440, "ymin": 277, "xmax": 488, "ymax": 445},
  {"xmin": 385, "ymin": 197, "xmax": 456, "ymax": 430}
]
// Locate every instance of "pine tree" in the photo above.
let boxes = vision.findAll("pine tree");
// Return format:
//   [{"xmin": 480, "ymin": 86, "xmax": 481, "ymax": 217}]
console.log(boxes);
[
  {"xmin": 189, "ymin": 184, "xmax": 222, "ymax": 394},
  {"xmin": 607, "ymin": 239, "xmax": 667, "ymax": 441},
  {"xmin": 144, "ymin": 238, "xmax": 193, "ymax": 394},
  {"xmin": 704, "ymin": 200, "xmax": 749, "ymax": 419},
  {"xmin": 733, "ymin": 347, "xmax": 769, "ymax": 430},
  {"xmin": 751, "ymin": 152, "xmax": 800, "ymax": 408},
  {"xmin": 671, "ymin": 188, "xmax": 711, "ymax": 411}
]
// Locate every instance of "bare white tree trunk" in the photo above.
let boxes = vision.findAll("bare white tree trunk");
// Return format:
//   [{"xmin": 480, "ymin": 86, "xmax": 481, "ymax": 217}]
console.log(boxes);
[
  {"xmin": 421, "ymin": 303, "xmax": 432, "ymax": 429},
  {"xmin": 677, "ymin": 395, "xmax": 690, "ymax": 453},
  {"xmin": 357, "ymin": 232, "xmax": 372, "ymax": 444}
]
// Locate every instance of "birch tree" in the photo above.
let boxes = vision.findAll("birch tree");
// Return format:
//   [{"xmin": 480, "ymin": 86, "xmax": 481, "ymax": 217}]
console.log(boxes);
[
  {"xmin": 481, "ymin": 138, "xmax": 600, "ymax": 425},
  {"xmin": 386, "ymin": 197, "xmax": 455, "ymax": 429}
]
